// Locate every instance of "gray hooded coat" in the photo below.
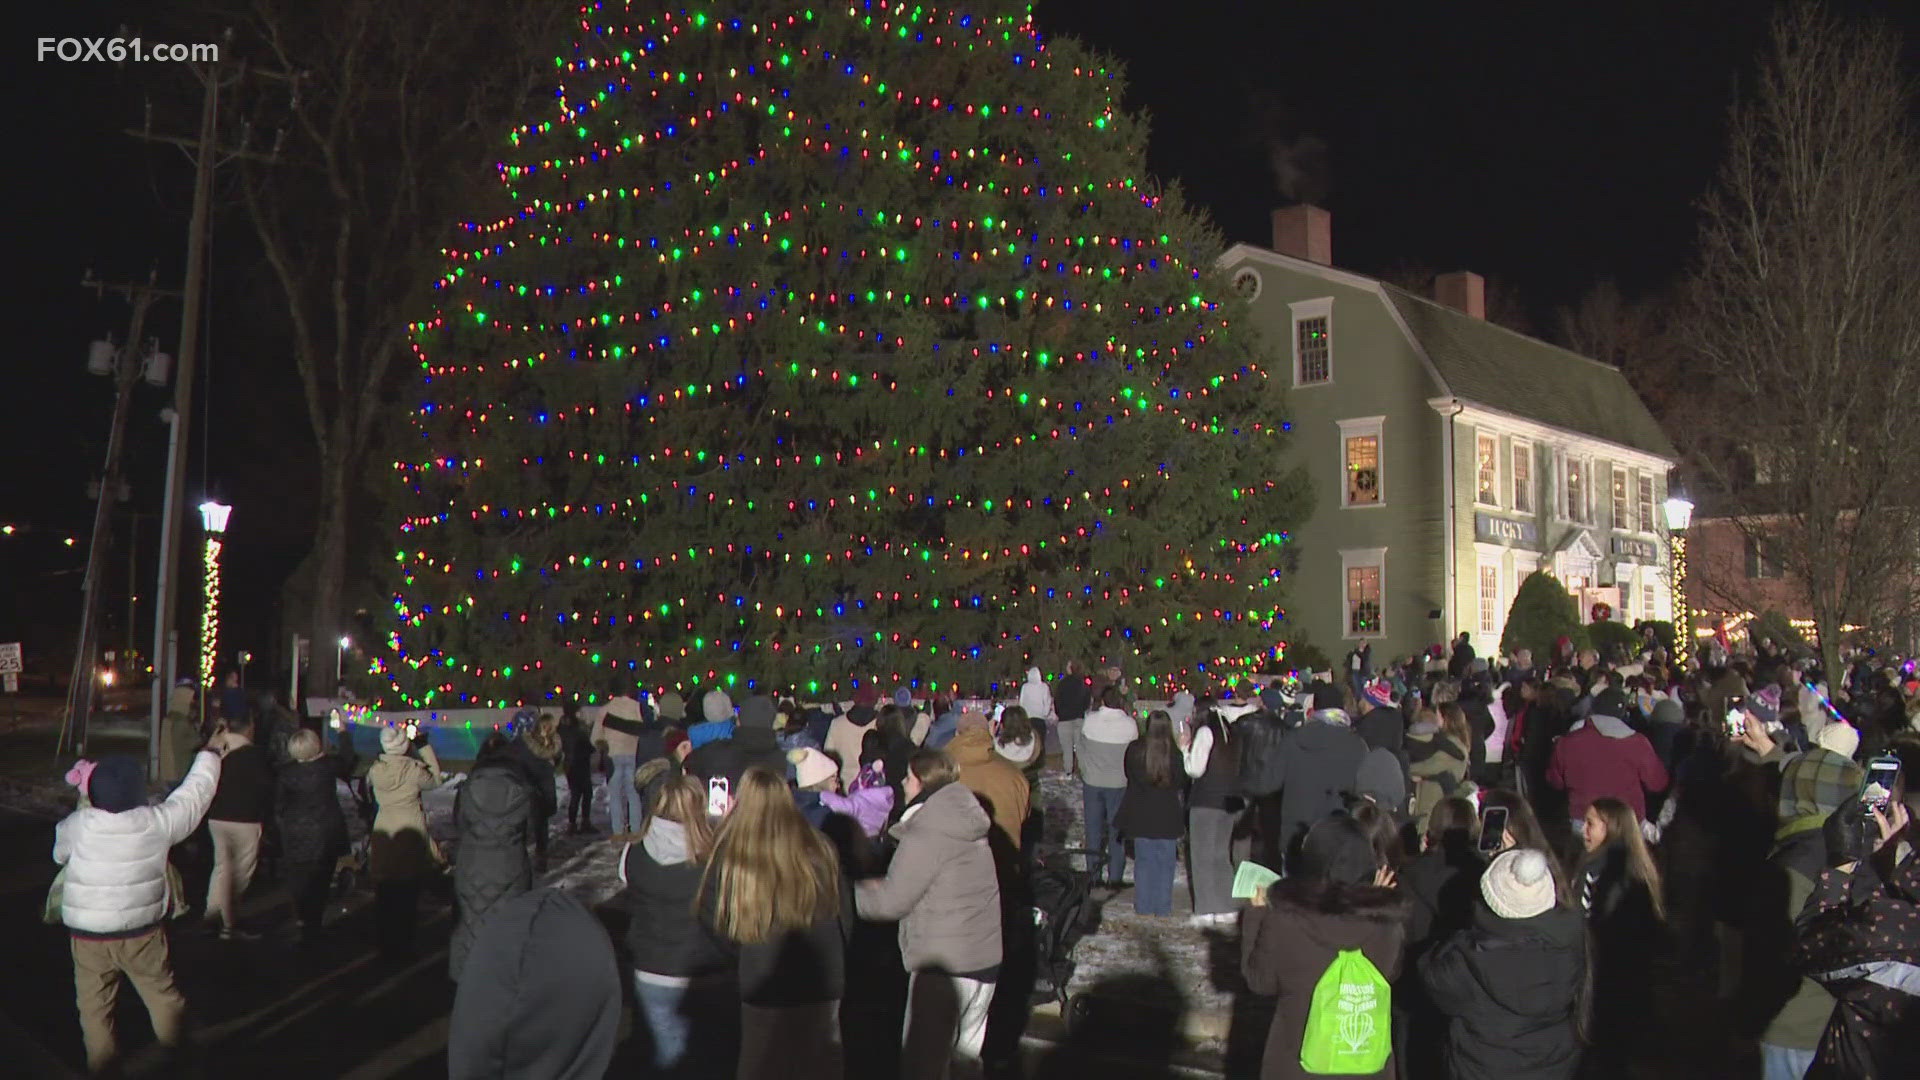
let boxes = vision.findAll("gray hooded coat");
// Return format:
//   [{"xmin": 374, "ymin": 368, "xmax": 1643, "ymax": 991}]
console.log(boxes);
[
  {"xmin": 855, "ymin": 780, "xmax": 1002, "ymax": 975},
  {"xmin": 450, "ymin": 757, "xmax": 534, "ymax": 981}
]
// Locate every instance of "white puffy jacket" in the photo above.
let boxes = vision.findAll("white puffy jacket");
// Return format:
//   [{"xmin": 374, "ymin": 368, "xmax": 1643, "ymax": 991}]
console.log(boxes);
[{"xmin": 54, "ymin": 750, "xmax": 220, "ymax": 934}]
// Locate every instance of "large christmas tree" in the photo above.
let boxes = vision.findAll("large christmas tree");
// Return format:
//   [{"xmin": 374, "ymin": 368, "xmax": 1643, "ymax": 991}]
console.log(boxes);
[{"xmin": 382, "ymin": 1, "xmax": 1310, "ymax": 707}]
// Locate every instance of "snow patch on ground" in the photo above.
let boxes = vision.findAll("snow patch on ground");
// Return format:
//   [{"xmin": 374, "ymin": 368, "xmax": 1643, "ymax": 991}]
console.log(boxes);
[{"xmin": 1037, "ymin": 771, "xmax": 1241, "ymax": 1034}]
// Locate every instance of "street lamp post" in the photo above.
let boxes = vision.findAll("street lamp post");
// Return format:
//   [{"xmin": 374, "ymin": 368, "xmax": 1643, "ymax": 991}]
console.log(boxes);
[
  {"xmin": 197, "ymin": 500, "xmax": 230, "ymax": 731},
  {"xmin": 1663, "ymin": 493, "xmax": 1694, "ymax": 666},
  {"xmin": 336, "ymin": 635, "xmax": 352, "ymax": 689}
]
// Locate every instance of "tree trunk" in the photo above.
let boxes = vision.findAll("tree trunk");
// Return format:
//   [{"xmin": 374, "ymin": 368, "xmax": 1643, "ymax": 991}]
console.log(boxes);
[
  {"xmin": 307, "ymin": 447, "xmax": 352, "ymax": 703},
  {"xmin": 1814, "ymin": 605, "xmax": 1842, "ymax": 697}
]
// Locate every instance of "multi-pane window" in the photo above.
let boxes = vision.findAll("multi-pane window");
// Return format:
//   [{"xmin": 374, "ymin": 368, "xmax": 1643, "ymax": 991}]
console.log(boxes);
[
  {"xmin": 1611, "ymin": 467, "xmax": 1631, "ymax": 531},
  {"xmin": 1296, "ymin": 315, "xmax": 1330, "ymax": 385},
  {"xmin": 1511, "ymin": 440, "xmax": 1533, "ymax": 513},
  {"xmin": 1564, "ymin": 456, "xmax": 1591, "ymax": 524},
  {"xmin": 1636, "ymin": 474, "xmax": 1655, "ymax": 534},
  {"xmin": 1478, "ymin": 564, "xmax": 1502, "ymax": 634},
  {"xmin": 1642, "ymin": 583, "xmax": 1658, "ymax": 621},
  {"xmin": 1746, "ymin": 535, "xmax": 1782, "ymax": 579},
  {"xmin": 1475, "ymin": 433, "xmax": 1500, "ymax": 506},
  {"xmin": 1345, "ymin": 435, "xmax": 1380, "ymax": 506},
  {"xmin": 1347, "ymin": 565, "xmax": 1382, "ymax": 636}
]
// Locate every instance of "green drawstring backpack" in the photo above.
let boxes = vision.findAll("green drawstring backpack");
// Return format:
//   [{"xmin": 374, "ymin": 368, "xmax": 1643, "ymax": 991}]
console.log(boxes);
[{"xmin": 1300, "ymin": 948, "xmax": 1391, "ymax": 1074}]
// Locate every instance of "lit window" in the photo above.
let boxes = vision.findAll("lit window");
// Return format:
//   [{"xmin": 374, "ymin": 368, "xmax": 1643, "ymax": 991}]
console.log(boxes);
[
  {"xmin": 1341, "ymin": 547, "xmax": 1387, "ymax": 639},
  {"xmin": 1291, "ymin": 298, "xmax": 1333, "ymax": 386},
  {"xmin": 1564, "ymin": 456, "xmax": 1591, "ymax": 524},
  {"xmin": 1511, "ymin": 439, "xmax": 1533, "ymax": 513},
  {"xmin": 1338, "ymin": 417, "xmax": 1385, "ymax": 508},
  {"xmin": 1297, "ymin": 317, "xmax": 1330, "ymax": 384},
  {"xmin": 1479, "ymin": 564, "xmax": 1502, "ymax": 634},
  {"xmin": 1611, "ymin": 467, "xmax": 1630, "ymax": 531},
  {"xmin": 1348, "ymin": 566, "xmax": 1382, "ymax": 636},
  {"xmin": 1636, "ymin": 474, "xmax": 1655, "ymax": 534},
  {"xmin": 1642, "ymin": 582, "xmax": 1657, "ymax": 620},
  {"xmin": 1475, "ymin": 433, "xmax": 1500, "ymax": 507}
]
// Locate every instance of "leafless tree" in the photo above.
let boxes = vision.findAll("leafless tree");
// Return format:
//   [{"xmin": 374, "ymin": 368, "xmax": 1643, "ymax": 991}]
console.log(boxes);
[
  {"xmin": 1680, "ymin": 3, "xmax": 1920, "ymax": 673},
  {"xmin": 1554, "ymin": 279, "xmax": 1689, "ymax": 423},
  {"xmin": 212, "ymin": 0, "xmax": 564, "ymax": 688}
]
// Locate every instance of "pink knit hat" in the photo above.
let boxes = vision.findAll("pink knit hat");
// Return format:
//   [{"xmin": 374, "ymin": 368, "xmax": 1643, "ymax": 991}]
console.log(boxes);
[{"xmin": 65, "ymin": 759, "xmax": 98, "ymax": 791}]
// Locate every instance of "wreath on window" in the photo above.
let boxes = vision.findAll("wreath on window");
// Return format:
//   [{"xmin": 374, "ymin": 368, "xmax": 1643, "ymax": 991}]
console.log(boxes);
[
  {"xmin": 1590, "ymin": 601, "xmax": 1613, "ymax": 623},
  {"xmin": 1351, "ymin": 468, "xmax": 1378, "ymax": 494}
]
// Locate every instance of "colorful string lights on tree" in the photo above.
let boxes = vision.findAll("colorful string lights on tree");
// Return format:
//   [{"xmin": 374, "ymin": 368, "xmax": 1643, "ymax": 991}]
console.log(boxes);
[{"xmin": 382, "ymin": 1, "xmax": 1310, "ymax": 708}]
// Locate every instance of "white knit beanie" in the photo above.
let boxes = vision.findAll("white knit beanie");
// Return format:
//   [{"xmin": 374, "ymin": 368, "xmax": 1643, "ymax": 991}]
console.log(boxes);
[
  {"xmin": 1814, "ymin": 720, "xmax": 1859, "ymax": 761},
  {"xmin": 1482, "ymin": 849, "xmax": 1556, "ymax": 920},
  {"xmin": 379, "ymin": 724, "xmax": 410, "ymax": 755}
]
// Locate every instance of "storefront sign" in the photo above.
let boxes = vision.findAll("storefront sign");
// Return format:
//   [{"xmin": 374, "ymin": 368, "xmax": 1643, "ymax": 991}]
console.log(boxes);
[
  {"xmin": 1610, "ymin": 536, "xmax": 1658, "ymax": 561},
  {"xmin": 1474, "ymin": 513, "xmax": 1538, "ymax": 546}
]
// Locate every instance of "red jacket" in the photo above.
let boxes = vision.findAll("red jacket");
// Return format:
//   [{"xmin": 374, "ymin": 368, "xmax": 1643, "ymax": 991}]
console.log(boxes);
[{"xmin": 1545, "ymin": 714, "xmax": 1669, "ymax": 820}]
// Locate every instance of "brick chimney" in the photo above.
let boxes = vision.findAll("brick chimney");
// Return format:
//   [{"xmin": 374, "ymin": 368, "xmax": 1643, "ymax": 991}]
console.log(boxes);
[
  {"xmin": 1434, "ymin": 271, "xmax": 1485, "ymax": 319},
  {"xmin": 1271, "ymin": 205, "xmax": 1332, "ymax": 265}
]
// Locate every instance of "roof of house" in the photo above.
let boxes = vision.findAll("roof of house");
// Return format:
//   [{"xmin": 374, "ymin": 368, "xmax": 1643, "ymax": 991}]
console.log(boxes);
[{"xmin": 1382, "ymin": 286, "xmax": 1679, "ymax": 461}]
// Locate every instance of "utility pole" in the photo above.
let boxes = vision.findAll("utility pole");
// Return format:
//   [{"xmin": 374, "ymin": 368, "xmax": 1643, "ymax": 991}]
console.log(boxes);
[
  {"xmin": 59, "ymin": 273, "xmax": 177, "ymax": 758},
  {"xmin": 132, "ymin": 38, "xmax": 280, "ymax": 779}
]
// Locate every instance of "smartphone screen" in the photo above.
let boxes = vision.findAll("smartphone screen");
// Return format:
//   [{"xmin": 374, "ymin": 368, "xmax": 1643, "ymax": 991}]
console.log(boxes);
[
  {"xmin": 405, "ymin": 721, "xmax": 419, "ymax": 742},
  {"xmin": 1862, "ymin": 756, "xmax": 1900, "ymax": 810},
  {"xmin": 1478, "ymin": 807, "xmax": 1509, "ymax": 854},
  {"xmin": 1724, "ymin": 696, "xmax": 1746, "ymax": 737},
  {"xmin": 706, "ymin": 776, "xmax": 731, "ymax": 818}
]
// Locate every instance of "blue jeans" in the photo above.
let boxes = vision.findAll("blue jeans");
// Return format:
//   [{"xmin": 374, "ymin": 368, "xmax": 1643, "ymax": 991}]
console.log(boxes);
[
  {"xmin": 1133, "ymin": 837, "xmax": 1178, "ymax": 915},
  {"xmin": 1760, "ymin": 1043, "xmax": 1815, "ymax": 1080},
  {"xmin": 633, "ymin": 976, "xmax": 691, "ymax": 1070},
  {"xmin": 609, "ymin": 755, "xmax": 641, "ymax": 834},
  {"xmin": 1082, "ymin": 784, "xmax": 1126, "ymax": 884}
]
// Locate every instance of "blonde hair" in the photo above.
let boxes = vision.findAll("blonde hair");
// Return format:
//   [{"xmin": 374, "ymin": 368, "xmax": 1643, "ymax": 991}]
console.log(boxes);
[
  {"xmin": 1437, "ymin": 702, "xmax": 1473, "ymax": 749},
  {"xmin": 649, "ymin": 775, "xmax": 715, "ymax": 861},
  {"xmin": 1588, "ymin": 797, "xmax": 1666, "ymax": 921},
  {"xmin": 697, "ymin": 767, "xmax": 840, "ymax": 945},
  {"xmin": 287, "ymin": 728, "xmax": 323, "ymax": 762}
]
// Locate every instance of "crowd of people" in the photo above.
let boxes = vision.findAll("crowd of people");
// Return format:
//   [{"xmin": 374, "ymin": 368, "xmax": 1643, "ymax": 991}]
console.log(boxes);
[{"xmin": 42, "ymin": 636, "xmax": 1920, "ymax": 1078}]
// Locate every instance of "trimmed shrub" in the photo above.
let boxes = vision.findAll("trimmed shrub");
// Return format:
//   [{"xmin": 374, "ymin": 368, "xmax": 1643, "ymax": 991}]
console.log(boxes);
[
  {"xmin": 1587, "ymin": 618, "xmax": 1645, "ymax": 663},
  {"xmin": 1501, "ymin": 571, "xmax": 1588, "ymax": 663}
]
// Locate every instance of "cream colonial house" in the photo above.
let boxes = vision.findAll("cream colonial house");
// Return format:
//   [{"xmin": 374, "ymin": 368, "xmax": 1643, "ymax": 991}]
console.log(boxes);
[{"xmin": 1224, "ymin": 206, "xmax": 1679, "ymax": 662}]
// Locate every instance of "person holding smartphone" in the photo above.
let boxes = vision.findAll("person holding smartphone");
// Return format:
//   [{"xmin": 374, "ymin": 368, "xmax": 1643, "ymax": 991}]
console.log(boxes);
[
  {"xmin": 1791, "ymin": 763, "xmax": 1917, "ymax": 1080},
  {"xmin": 367, "ymin": 719, "xmax": 446, "ymax": 961}
]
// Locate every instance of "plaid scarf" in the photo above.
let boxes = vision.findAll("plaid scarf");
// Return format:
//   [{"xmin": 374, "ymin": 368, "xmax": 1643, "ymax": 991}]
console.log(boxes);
[{"xmin": 1775, "ymin": 747, "xmax": 1863, "ymax": 839}]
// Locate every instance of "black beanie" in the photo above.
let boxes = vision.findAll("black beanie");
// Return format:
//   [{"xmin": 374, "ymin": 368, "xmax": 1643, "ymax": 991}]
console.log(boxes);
[
  {"xmin": 88, "ymin": 756, "xmax": 148, "ymax": 813},
  {"xmin": 1310, "ymin": 682, "xmax": 1344, "ymax": 711},
  {"xmin": 1297, "ymin": 814, "xmax": 1378, "ymax": 887}
]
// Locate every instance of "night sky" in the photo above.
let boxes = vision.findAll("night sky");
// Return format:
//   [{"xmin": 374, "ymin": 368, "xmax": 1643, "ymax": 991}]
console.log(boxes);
[{"xmin": 7, "ymin": 0, "xmax": 1919, "ymax": 679}]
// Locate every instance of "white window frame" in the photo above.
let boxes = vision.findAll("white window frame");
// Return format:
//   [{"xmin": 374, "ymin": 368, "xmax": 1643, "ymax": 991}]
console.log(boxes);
[
  {"xmin": 1340, "ymin": 547, "xmax": 1388, "ymax": 640},
  {"xmin": 1290, "ymin": 297, "xmax": 1334, "ymax": 388},
  {"xmin": 1474, "ymin": 431, "xmax": 1502, "ymax": 508},
  {"xmin": 1513, "ymin": 552, "xmax": 1541, "ymax": 599},
  {"xmin": 1477, "ymin": 555, "xmax": 1504, "ymax": 636},
  {"xmin": 1510, "ymin": 437, "xmax": 1534, "ymax": 514},
  {"xmin": 1611, "ymin": 465, "xmax": 1631, "ymax": 532},
  {"xmin": 1560, "ymin": 451, "xmax": 1593, "ymax": 526},
  {"xmin": 1643, "ymin": 581, "xmax": 1659, "ymax": 623},
  {"xmin": 1634, "ymin": 472, "xmax": 1656, "ymax": 536},
  {"xmin": 1337, "ymin": 415, "xmax": 1386, "ymax": 509}
]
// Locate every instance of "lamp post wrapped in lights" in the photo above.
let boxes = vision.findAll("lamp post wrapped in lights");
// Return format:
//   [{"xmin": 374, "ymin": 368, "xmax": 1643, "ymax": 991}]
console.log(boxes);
[
  {"xmin": 1662, "ymin": 493, "xmax": 1693, "ymax": 665},
  {"xmin": 197, "ymin": 501, "xmax": 230, "ymax": 724}
]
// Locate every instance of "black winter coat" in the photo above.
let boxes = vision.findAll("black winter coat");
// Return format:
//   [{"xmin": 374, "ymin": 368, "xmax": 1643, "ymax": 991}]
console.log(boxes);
[
  {"xmin": 447, "ymin": 889, "xmax": 621, "ymax": 1080},
  {"xmin": 1117, "ymin": 742, "xmax": 1185, "ymax": 840},
  {"xmin": 1053, "ymin": 674, "xmax": 1093, "ymax": 722},
  {"xmin": 620, "ymin": 828, "xmax": 726, "ymax": 979},
  {"xmin": 1420, "ymin": 901, "xmax": 1588, "ymax": 1080},
  {"xmin": 1232, "ymin": 711, "xmax": 1289, "ymax": 798},
  {"xmin": 208, "ymin": 742, "xmax": 275, "ymax": 823},
  {"xmin": 275, "ymin": 754, "xmax": 349, "ymax": 866},
  {"xmin": 559, "ymin": 720, "xmax": 596, "ymax": 783},
  {"xmin": 683, "ymin": 725, "xmax": 788, "ymax": 790},
  {"xmin": 1187, "ymin": 715, "xmax": 1238, "ymax": 811},
  {"xmin": 503, "ymin": 736, "xmax": 558, "ymax": 818},
  {"xmin": 1273, "ymin": 720, "xmax": 1367, "ymax": 862},
  {"xmin": 1793, "ymin": 853, "xmax": 1920, "ymax": 1079},
  {"xmin": 450, "ymin": 759, "xmax": 534, "ymax": 982},
  {"xmin": 1402, "ymin": 838, "xmax": 1485, "ymax": 957},
  {"xmin": 697, "ymin": 872, "xmax": 851, "ymax": 1007}
]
